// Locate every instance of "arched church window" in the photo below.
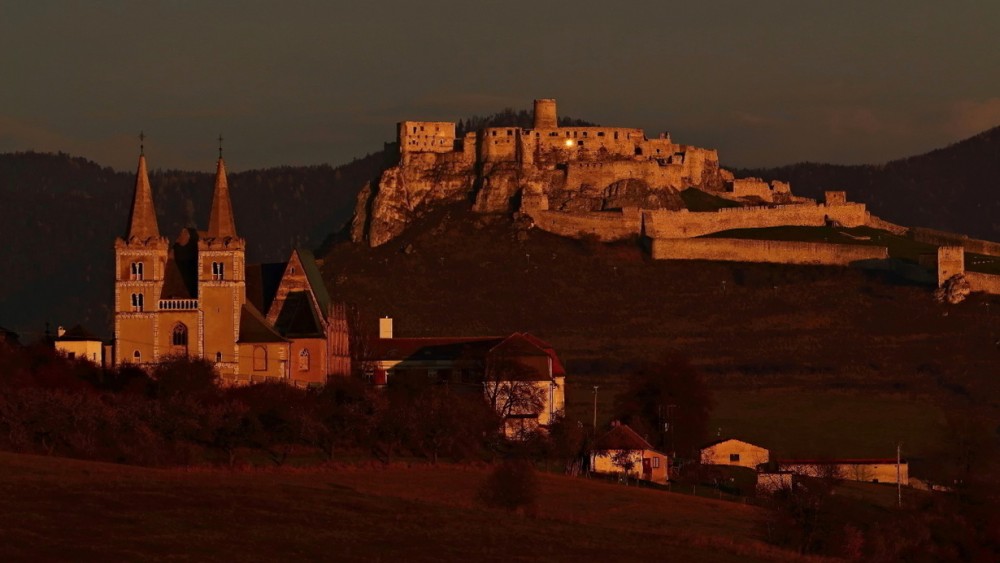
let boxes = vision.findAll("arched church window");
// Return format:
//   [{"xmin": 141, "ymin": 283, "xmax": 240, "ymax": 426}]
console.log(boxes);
[
  {"xmin": 215, "ymin": 352, "xmax": 222, "ymax": 363},
  {"xmin": 298, "ymin": 349, "xmax": 310, "ymax": 372},
  {"xmin": 172, "ymin": 323, "xmax": 188, "ymax": 346},
  {"xmin": 130, "ymin": 261, "xmax": 144, "ymax": 280},
  {"xmin": 133, "ymin": 350, "xmax": 141, "ymax": 363},
  {"xmin": 212, "ymin": 261, "xmax": 225, "ymax": 280},
  {"xmin": 253, "ymin": 346, "xmax": 267, "ymax": 371}
]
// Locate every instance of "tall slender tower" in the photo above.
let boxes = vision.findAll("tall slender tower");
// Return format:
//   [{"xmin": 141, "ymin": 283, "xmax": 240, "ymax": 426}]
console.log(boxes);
[
  {"xmin": 114, "ymin": 145, "xmax": 168, "ymax": 365},
  {"xmin": 197, "ymin": 149, "xmax": 246, "ymax": 376}
]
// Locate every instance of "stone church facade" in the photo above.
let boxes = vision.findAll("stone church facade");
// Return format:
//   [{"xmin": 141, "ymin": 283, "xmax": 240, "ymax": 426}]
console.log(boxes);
[{"xmin": 113, "ymin": 150, "xmax": 349, "ymax": 386}]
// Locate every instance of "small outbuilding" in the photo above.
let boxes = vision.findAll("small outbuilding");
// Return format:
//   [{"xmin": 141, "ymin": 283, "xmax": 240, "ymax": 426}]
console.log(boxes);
[
  {"xmin": 591, "ymin": 423, "xmax": 669, "ymax": 484},
  {"xmin": 700, "ymin": 438, "xmax": 770, "ymax": 469},
  {"xmin": 54, "ymin": 325, "xmax": 104, "ymax": 365}
]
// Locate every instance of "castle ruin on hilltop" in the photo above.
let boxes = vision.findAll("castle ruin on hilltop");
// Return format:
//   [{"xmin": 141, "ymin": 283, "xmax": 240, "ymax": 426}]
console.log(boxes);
[{"xmin": 351, "ymin": 98, "xmax": 1000, "ymax": 290}]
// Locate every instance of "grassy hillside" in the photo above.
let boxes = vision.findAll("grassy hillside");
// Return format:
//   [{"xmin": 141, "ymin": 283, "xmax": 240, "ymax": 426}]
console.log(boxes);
[
  {"xmin": 321, "ymin": 204, "xmax": 1000, "ymax": 469},
  {"xmin": 0, "ymin": 451, "xmax": 814, "ymax": 563}
]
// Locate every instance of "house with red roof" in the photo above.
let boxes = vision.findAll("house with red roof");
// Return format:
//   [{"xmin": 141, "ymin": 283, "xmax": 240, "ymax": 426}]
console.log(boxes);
[
  {"xmin": 591, "ymin": 422, "xmax": 669, "ymax": 484},
  {"xmin": 369, "ymin": 318, "xmax": 566, "ymax": 436}
]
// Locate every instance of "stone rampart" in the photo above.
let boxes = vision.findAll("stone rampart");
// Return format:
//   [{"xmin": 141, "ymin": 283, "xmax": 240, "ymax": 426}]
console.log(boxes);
[
  {"xmin": 651, "ymin": 238, "xmax": 889, "ymax": 265},
  {"xmin": 865, "ymin": 214, "xmax": 910, "ymax": 236},
  {"xmin": 913, "ymin": 227, "xmax": 1000, "ymax": 257},
  {"xmin": 531, "ymin": 209, "xmax": 641, "ymax": 241},
  {"xmin": 643, "ymin": 202, "xmax": 869, "ymax": 239},
  {"xmin": 399, "ymin": 121, "xmax": 456, "ymax": 154},
  {"xmin": 965, "ymin": 272, "xmax": 1000, "ymax": 295}
]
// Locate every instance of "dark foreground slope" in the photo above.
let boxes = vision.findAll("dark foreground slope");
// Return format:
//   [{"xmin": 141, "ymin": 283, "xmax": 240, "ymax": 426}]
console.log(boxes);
[
  {"xmin": 0, "ymin": 452, "xmax": 803, "ymax": 563},
  {"xmin": 738, "ymin": 125, "xmax": 1000, "ymax": 240},
  {"xmin": 321, "ymin": 205, "xmax": 1000, "ymax": 459}
]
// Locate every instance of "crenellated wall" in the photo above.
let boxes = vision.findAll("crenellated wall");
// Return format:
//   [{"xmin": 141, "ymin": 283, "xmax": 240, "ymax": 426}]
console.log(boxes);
[
  {"xmin": 643, "ymin": 202, "xmax": 869, "ymax": 239},
  {"xmin": 651, "ymin": 238, "xmax": 889, "ymax": 265}
]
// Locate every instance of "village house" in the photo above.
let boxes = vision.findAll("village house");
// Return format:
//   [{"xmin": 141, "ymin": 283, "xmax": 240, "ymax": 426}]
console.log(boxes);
[
  {"xmin": 53, "ymin": 325, "xmax": 104, "ymax": 366},
  {"xmin": 369, "ymin": 318, "xmax": 566, "ymax": 435},
  {"xmin": 777, "ymin": 458, "xmax": 909, "ymax": 486},
  {"xmin": 591, "ymin": 422, "xmax": 669, "ymax": 484},
  {"xmin": 700, "ymin": 438, "xmax": 770, "ymax": 469}
]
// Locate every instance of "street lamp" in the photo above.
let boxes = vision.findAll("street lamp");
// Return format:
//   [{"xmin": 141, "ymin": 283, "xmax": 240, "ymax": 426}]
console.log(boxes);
[{"xmin": 592, "ymin": 385, "xmax": 599, "ymax": 433}]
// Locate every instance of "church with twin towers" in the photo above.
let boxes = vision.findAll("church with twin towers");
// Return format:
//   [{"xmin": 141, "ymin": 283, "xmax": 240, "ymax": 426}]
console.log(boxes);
[{"xmin": 113, "ymin": 140, "xmax": 350, "ymax": 386}]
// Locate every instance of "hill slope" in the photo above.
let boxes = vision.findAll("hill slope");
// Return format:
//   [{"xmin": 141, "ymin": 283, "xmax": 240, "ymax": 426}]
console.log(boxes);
[
  {"xmin": 0, "ymin": 451, "xmax": 804, "ymax": 562},
  {"xmin": 737, "ymin": 125, "xmax": 1000, "ymax": 240}
]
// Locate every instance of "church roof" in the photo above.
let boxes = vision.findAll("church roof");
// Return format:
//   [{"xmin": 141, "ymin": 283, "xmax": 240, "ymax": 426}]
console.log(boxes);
[
  {"xmin": 124, "ymin": 154, "xmax": 161, "ymax": 240},
  {"xmin": 160, "ymin": 257, "xmax": 194, "ymax": 299},
  {"xmin": 274, "ymin": 290, "xmax": 324, "ymax": 338},
  {"xmin": 295, "ymin": 249, "xmax": 332, "ymax": 315},
  {"xmin": 206, "ymin": 158, "xmax": 238, "ymax": 239},
  {"xmin": 237, "ymin": 303, "xmax": 288, "ymax": 343},
  {"xmin": 245, "ymin": 262, "xmax": 287, "ymax": 314}
]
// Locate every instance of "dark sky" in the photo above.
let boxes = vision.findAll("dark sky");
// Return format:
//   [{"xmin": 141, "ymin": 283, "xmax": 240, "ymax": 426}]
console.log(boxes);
[{"xmin": 2, "ymin": 1, "xmax": 998, "ymax": 171}]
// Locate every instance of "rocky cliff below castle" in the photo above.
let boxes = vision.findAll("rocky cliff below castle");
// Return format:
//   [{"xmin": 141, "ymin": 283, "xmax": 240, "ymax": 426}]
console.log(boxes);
[{"xmin": 351, "ymin": 99, "xmax": 740, "ymax": 247}]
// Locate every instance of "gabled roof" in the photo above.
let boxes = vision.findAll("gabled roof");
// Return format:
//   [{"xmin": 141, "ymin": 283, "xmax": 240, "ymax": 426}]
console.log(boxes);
[
  {"xmin": 160, "ymin": 257, "xmax": 194, "ymax": 299},
  {"xmin": 237, "ymin": 303, "xmax": 288, "ymax": 343},
  {"xmin": 492, "ymin": 332, "xmax": 566, "ymax": 377},
  {"xmin": 56, "ymin": 324, "xmax": 101, "ymax": 342},
  {"xmin": 124, "ymin": 154, "xmax": 160, "ymax": 240},
  {"xmin": 701, "ymin": 438, "xmax": 768, "ymax": 450},
  {"xmin": 274, "ymin": 291, "xmax": 324, "ymax": 338},
  {"xmin": 375, "ymin": 336, "xmax": 503, "ymax": 363},
  {"xmin": 593, "ymin": 424, "xmax": 656, "ymax": 452},
  {"xmin": 206, "ymin": 158, "xmax": 238, "ymax": 239},
  {"xmin": 295, "ymin": 249, "xmax": 332, "ymax": 316},
  {"xmin": 245, "ymin": 262, "xmax": 287, "ymax": 314}
]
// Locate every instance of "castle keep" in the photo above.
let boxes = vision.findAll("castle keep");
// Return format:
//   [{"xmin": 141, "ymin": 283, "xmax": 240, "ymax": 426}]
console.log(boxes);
[{"xmin": 114, "ymin": 149, "xmax": 349, "ymax": 385}]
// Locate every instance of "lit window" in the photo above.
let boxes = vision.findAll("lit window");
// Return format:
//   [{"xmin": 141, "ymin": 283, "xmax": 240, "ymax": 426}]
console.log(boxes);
[
  {"xmin": 131, "ymin": 293, "xmax": 144, "ymax": 312},
  {"xmin": 298, "ymin": 349, "xmax": 310, "ymax": 372},
  {"xmin": 130, "ymin": 261, "xmax": 144, "ymax": 280},
  {"xmin": 212, "ymin": 262, "xmax": 225, "ymax": 280},
  {"xmin": 652, "ymin": 457, "xmax": 660, "ymax": 468}
]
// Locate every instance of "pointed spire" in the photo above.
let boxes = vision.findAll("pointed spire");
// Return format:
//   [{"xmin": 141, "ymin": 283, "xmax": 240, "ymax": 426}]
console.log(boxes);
[
  {"xmin": 207, "ymin": 145, "xmax": 238, "ymax": 239},
  {"xmin": 125, "ymin": 134, "xmax": 160, "ymax": 240}
]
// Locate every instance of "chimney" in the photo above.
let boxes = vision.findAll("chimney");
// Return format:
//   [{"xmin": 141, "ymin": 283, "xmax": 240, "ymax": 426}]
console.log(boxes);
[
  {"xmin": 379, "ymin": 316, "xmax": 393, "ymax": 339},
  {"xmin": 57, "ymin": 326, "xmax": 66, "ymax": 338}
]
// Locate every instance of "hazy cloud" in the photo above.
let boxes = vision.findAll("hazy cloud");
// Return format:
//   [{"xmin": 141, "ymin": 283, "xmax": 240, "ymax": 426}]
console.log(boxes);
[{"xmin": 946, "ymin": 98, "xmax": 1000, "ymax": 139}]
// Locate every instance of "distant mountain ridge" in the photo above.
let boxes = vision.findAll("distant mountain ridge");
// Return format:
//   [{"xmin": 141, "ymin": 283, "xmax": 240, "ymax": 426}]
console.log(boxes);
[{"xmin": 735, "ymin": 125, "xmax": 1000, "ymax": 240}]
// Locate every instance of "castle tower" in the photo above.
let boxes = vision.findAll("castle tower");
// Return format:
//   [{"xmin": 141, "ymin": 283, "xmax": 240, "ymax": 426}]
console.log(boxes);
[
  {"xmin": 197, "ymin": 153, "xmax": 246, "ymax": 375},
  {"xmin": 114, "ymin": 150, "xmax": 169, "ymax": 366},
  {"xmin": 533, "ymin": 99, "xmax": 558, "ymax": 129}
]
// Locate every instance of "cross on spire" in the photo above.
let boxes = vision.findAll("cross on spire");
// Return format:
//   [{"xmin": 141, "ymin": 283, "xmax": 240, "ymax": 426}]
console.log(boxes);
[
  {"xmin": 218, "ymin": 134, "xmax": 223, "ymax": 159},
  {"xmin": 139, "ymin": 131, "xmax": 145, "ymax": 156}
]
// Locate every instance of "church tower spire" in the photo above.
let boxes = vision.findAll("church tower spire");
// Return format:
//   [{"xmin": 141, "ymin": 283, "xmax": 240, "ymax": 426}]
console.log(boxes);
[
  {"xmin": 207, "ymin": 135, "xmax": 238, "ymax": 239},
  {"xmin": 125, "ymin": 133, "xmax": 160, "ymax": 240}
]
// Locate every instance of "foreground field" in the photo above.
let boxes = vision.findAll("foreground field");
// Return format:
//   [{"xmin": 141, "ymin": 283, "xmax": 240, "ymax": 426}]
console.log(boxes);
[{"xmin": 0, "ymin": 452, "xmax": 822, "ymax": 562}]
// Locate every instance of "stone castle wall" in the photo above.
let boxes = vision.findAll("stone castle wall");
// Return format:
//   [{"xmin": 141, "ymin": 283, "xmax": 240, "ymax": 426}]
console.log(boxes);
[
  {"xmin": 530, "ymin": 208, "xmax": 643, "ymax": 242},
  {"xmin": 965, "ymin": 272, "xmax": 1000, "ymax": 294},
  {"xmin": 651, "ymin": 238, "xmax": 889, "ymax": 265},
  {"xmin": 643, "ymin": 202, "xmax": 869, "ymax": 239},
  {"xmin": 914, "ymin": 227, "xmax": 1000, "ymax": 257},
  {"xmin": 935, "ymin": 245, "xmax": 1000, "ymax": 294}
]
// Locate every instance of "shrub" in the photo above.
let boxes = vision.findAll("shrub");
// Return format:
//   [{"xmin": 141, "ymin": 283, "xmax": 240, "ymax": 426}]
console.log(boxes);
[{"xmin": 477, "ymin": 458, "xmax": 539, "ymax": 516}]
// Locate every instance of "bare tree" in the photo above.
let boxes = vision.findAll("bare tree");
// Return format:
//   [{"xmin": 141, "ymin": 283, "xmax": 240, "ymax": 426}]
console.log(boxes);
[{"xmin": 482, "ymin": 356, "xmax": 547, "ymax": 439}]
